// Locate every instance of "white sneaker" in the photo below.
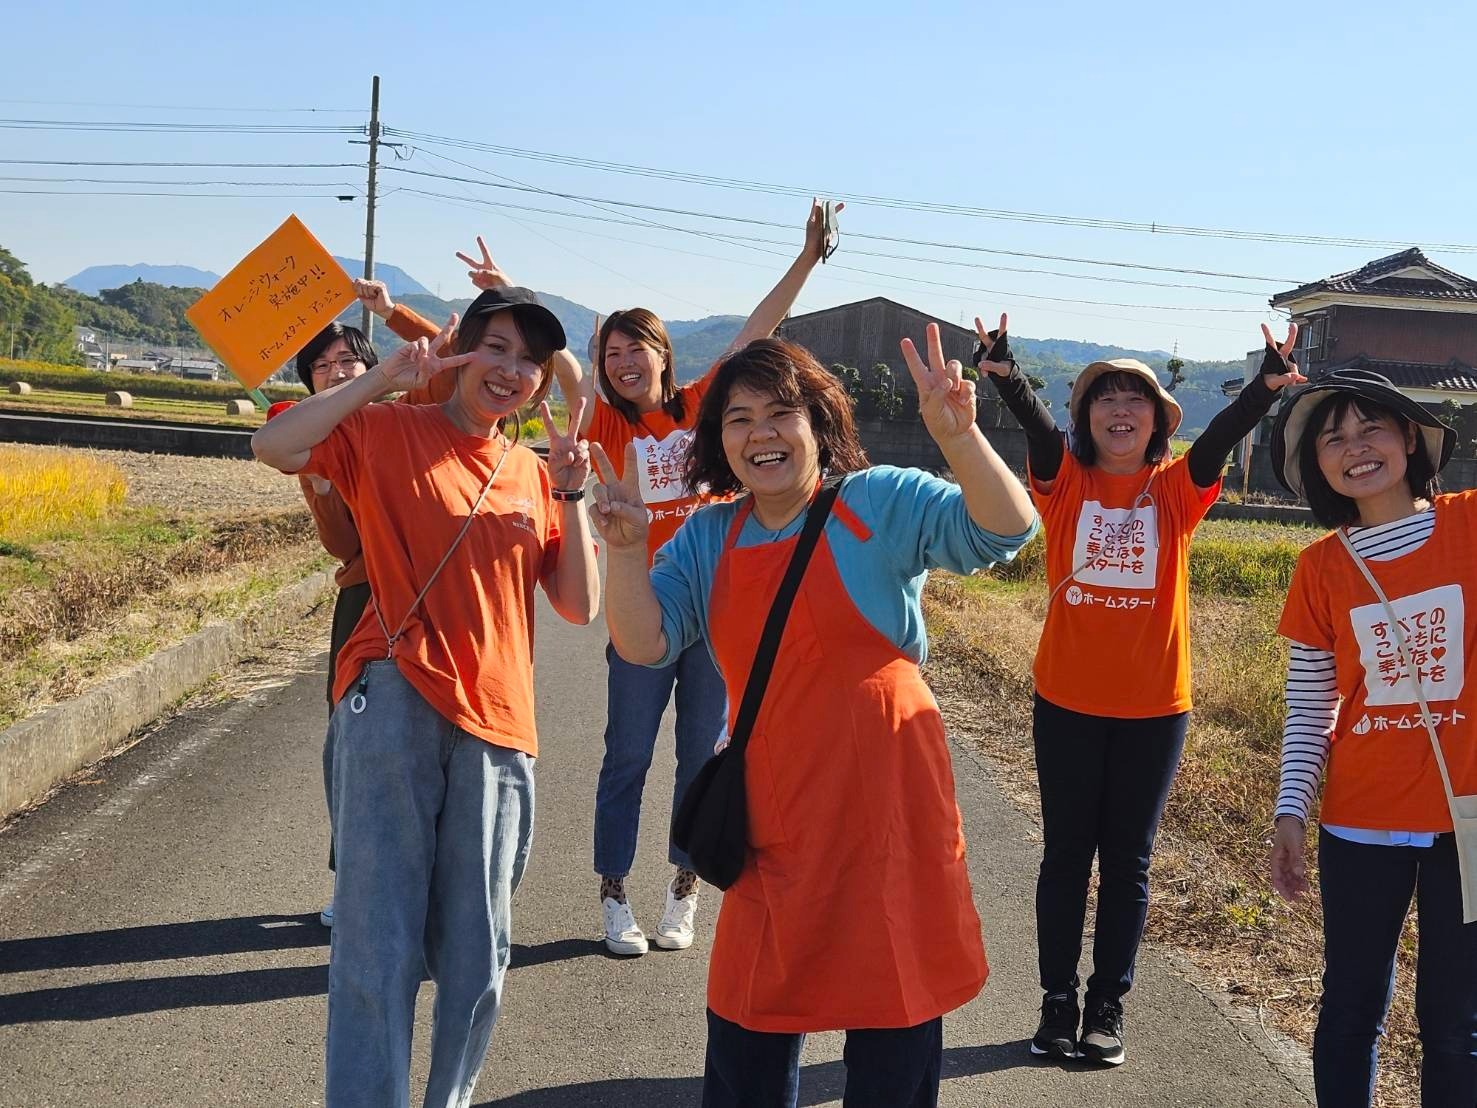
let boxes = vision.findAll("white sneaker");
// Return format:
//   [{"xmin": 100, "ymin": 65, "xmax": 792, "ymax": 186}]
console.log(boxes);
[
  {"xmin": 653, "ymin": 885, "xmax": 698, "ymax": 951},
  {"xmin": 319, "ymin": 898, "xmax": 334, "ymax": 928},
  {"xmin": 602, "ymin": 897, "xmax": 648, "ymax": 956}
]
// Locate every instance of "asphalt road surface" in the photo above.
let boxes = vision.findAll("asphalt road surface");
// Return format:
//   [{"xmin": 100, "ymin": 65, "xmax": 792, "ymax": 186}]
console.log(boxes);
[{"xmin": 0, "ymin": 600, "xmax": 1314, "ymax": 1106}]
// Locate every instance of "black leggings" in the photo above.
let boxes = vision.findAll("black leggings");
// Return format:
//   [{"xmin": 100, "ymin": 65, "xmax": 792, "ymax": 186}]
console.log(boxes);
[{"xmin": 1032, "ymin": 693, "xmax": 1188, "ymax": 1005}]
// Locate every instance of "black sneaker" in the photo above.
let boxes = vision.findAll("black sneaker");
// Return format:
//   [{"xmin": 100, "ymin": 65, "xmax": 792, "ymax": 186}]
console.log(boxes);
[
  {"xmin": 1030, "ymin": 992, "xmax": 1079, "ymax": 1059},
  {"xmin": 1079, "ymin": 998, "xmax": 1125, "ymax": 1066}
]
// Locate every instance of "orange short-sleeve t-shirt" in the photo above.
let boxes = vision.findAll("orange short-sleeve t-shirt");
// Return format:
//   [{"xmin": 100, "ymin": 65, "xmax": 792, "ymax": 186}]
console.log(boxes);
[
  {"xmin": 588, "ymin": 368, "xmax": 717, "ymax": 565},
  {"xmin": 1278, "ymin": 492, "xmax": 1477, "ymax": 832},
  {"xmin": 301, "ymin": 401, "xmax": 567, "ymax": 756},
  {"xmin": 1031, "ymin": 451, "xmax": 1220, "ymax": 718}
]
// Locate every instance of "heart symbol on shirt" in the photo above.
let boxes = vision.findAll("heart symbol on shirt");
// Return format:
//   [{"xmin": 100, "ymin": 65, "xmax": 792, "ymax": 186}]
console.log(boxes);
[
  {"xmin": 1132, "ymin": 546, "xmax": 1145, "ymax": 557},
  {"xmin": 1432, "ymin": 646, "xmax": 1447, "ymax": 661}
]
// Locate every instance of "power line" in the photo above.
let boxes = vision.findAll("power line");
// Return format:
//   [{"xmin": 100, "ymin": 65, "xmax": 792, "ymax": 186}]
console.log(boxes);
[
  {"xmin": 388, "ymin": 128, "xmax": 1476, "ymax": 254},
  {"xmin": 397, "ymin": 186, "xmax": 1250, "ymax": 336},
  {"xmin": 0, "ymin": 159, "xmax": 359, "ymax": 168},
  {"xmin": 384, "ymin": 163, "xmax": 1300, "ymax": 284},
  {"xmin": 0, "ymin": 117, "xmax": 362, "ymax": 134},
  {"xmin": 0, "ymin": 98, "xmax": 361, "ymax": 113},
  {"xmin": 396, "ymin": 187, "xmax": 1270, "ymax": 316},
  {"xmin": 0, "ymin": 188, "xmax": 353, "ymax": 199},
  {"xmin": 395, "ymin": 171, "xmax": 1268, "ymax": 297},
  {"xmin": 0, "ymin": 175, "xmax": 361, "ymax": 188}
]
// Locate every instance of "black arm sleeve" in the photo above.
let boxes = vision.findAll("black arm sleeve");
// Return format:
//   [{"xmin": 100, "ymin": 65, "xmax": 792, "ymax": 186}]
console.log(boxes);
[
  {"xmin": 1186, "ymin": 366, "xmax": 1279, "ymax": 488},
  {"xmin": 984, "ymin": 361, "xmax": 1065, "ymax": 482}
]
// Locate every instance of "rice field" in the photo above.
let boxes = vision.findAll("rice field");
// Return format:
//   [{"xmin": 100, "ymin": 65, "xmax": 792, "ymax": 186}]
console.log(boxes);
[{"xmin": 0, "ymin": 445, "xmax": 128, "ymax": 543}]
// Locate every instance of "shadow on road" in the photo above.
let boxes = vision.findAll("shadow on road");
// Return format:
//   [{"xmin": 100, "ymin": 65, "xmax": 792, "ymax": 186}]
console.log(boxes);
[
  {"xmin": 476, "ymin": 1042, "xmax": 1037, "ymax": 1106},
  {"xmin": 0, "ymin": 922, "xmax": 602, "ymax": 1024},
  {"xmin": 0, "ymin": 912, "xmax": 328, "ymax": 973}
]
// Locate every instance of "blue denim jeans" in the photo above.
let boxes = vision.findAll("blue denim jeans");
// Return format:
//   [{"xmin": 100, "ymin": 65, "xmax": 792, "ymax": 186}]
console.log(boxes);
[
  {"xmin": 1314, "ymin": 829, "xmax": 1477, "ymax": 1108},
  {"xmin": 702, "ymin": 1008, "xmax": 943, "ymax": 1108},
  {"xmin": 594, "ymin": 640, "xmax": 725, "ymax": 876},
  {"xmin": 325, "ymin": 660, "xmax": 535, "ymax": 1108},
  {"xmin": 1032, "ymin": 694, "xmax": 1189, "ymax": 1005}
]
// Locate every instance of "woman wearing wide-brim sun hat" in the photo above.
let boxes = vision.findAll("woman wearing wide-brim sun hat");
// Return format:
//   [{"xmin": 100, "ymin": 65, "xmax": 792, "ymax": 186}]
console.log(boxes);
[
  {"xmin": 1267, "ymin": 367, "xmax": 1476, "ymax": 1108},
  {"xmin": 976, "ymin": 314, "xmax": 1305, "ymax": 1065}
]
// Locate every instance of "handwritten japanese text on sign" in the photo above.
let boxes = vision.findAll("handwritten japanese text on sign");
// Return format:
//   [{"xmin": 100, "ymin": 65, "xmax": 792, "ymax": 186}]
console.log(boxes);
[{"xmin": 185, "ymin": 215, "xmax": 354, "ymax": 390}]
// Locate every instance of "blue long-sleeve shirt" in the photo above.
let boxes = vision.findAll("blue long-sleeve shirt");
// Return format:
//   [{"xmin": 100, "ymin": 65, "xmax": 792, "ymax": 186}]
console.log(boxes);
[{"xmin": 648, "ymin": 466, "xmax": 1039, "ymax": 669}]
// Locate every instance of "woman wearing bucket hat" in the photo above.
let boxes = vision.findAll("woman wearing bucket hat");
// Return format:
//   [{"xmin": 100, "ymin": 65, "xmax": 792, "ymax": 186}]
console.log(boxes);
[
  {"xmin": 976, "ymin": 313, "xmax": 1304, "ymax": 1065},
  {"xmin": 252, "ymin": 293, "xmax": 600, "ymax": 1107},
  {"xmin": 1268, "ymin": 368, "xmax": 1476, "ymax": 1107}
]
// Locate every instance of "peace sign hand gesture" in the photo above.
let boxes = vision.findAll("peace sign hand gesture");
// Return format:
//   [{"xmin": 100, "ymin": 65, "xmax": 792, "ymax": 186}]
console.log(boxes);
[
  {"xmin": 973, "ymin": 313, "xmax": 1012, "ymax": 377},
  {"xmin": 456, "ymin": 236, "xmax": 512, "ymax": 292},
  {"xmin": 544, "ymin": 396, "xmax": 591, "ymax": 491},
  {"xmin": 901, "ymin": 322, "xmax": 978, "ymax": 445},
  {"xmin": 590, "ymin": 441, "xmax": 650, "ymax": 551},
  {"xmin": 375, "ymin": 316, "xmax": 471, "ymax": 393},
  {"xmin": 1258, "ymin": 322, "xmax": 1307, "ymax": 392}
]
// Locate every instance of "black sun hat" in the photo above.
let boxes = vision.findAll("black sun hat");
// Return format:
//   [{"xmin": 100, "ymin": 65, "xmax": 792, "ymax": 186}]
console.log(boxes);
[
  {"xmin": 462, "ymin": 286, "xmax": 567, "ymax": 355},
  {"xmin": 1270, "ymin": 367, "xmax": 1455, "ymax": 496}
]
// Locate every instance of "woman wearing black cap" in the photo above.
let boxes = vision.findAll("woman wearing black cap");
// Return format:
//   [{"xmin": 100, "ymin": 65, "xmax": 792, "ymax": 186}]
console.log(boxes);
[
  {"xmin": 1268, "ymin": 369, "xmax": 1476, "ymax": 1107},
  {"xmin": 977, "ymin": 314, "xmax": 1303, "ymax": 1065},
  {"xmin": 252, "ymin": 291, "xmax": 600, "ymax": 1107}
]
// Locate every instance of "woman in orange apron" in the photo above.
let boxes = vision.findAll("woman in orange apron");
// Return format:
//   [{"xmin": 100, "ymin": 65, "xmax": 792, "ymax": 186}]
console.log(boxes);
[{"xmin": 592, "ymin": 327, "xmax": 1037, "ymax": 1106}]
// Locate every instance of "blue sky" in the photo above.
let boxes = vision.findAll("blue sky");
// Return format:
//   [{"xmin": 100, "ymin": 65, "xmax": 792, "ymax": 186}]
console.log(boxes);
[{"xmin": 3, "ymin": 0, "xmax": 1472, "ymax": 359}]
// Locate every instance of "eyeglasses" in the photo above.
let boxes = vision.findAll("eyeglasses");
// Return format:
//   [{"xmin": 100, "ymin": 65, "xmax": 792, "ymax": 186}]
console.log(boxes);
[{"xmin": 311, "ymin": 355, "xmax": 364, "ymax": 376}]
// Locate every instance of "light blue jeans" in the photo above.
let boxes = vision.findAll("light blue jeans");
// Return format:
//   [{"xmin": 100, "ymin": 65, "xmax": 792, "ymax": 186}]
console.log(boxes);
[
  {"xmin": 325, "ymin": 660, "xmax": 535, "ymax": 1108},
  {"xmin": 593, "ymin": 641, "xmax": 726, "ymax": 876}
]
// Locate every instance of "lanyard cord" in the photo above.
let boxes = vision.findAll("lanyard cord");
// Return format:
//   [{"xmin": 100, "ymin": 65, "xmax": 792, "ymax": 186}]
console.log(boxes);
[{"xmin": 372, "ymin": 444, "xmax": 511, "ymax": 660}]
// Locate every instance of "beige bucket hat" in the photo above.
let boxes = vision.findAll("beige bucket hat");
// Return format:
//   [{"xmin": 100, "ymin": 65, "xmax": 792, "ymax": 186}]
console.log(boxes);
[{"xmin": 1068, "ymin": 358, "xmax": 1183, "ymax": 437}]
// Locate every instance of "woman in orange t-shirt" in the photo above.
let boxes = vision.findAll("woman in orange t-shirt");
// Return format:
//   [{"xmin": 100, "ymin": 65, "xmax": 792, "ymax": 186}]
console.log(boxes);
[
  {"xmin": 1267, "ymin": 368, "xmax": 1474, "ymax": 1107},
  {"xmin": 252, "ymin": 289, "xmax": 599, "ymax": 1108},
  {"xmin": 570, "ymin": 201, "xmax": 838, "ymax": 956},
  {"xmin": 980, "ymin": 314, "xmax": 1304, "ymax": 1065}
]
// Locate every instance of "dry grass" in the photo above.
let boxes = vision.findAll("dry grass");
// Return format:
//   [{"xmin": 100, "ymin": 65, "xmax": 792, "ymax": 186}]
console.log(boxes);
[
  {"xmin": 0, "ymin": 445, "xmax": 127, "ymax": 543},
  {"xmin": 0, "ymin": 445, "xmax": 327, "ymax": 728},
  {"xmin": 924, "ymin": 569, "xmax": 1422, "ymax": 1107}
]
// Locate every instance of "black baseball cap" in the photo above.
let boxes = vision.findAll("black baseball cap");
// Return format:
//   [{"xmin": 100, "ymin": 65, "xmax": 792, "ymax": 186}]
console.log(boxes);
[
  {"xmin": 1270, "ymin": 367, "xmax": 1455, "ymax": 495},
  {"xmin": 463, "ymin": 286, "xmax": 566, "ymax": 356}
]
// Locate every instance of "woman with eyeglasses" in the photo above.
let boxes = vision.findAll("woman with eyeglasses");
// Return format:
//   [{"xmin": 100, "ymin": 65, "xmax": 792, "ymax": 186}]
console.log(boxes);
[{"xmin": 976, "ymin": 314, "xmax": 1303, "ymax": 1065}]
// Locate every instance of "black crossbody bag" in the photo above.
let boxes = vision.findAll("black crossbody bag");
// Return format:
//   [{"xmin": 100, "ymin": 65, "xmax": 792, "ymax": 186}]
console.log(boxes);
[{"xmin": 670, "ymin": 477, "xmax": 843, "ymax": 890}]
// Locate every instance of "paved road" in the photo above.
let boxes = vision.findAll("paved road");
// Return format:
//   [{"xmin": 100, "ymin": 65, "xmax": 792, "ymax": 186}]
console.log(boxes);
[{"xmin": 0, "ymin": 601, "xmax": 1314, "ymax": 1106}]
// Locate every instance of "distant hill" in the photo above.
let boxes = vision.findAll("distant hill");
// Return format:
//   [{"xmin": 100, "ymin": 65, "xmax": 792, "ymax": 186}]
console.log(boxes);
[
  {"xmin": 63, "ymin": 264, "xmax": 221, "ymax": 295},
  {"xmin": 63, "ymin": 257, "xmax": 430, "ymax": 298},
  {"xmin": 331, "ymin": 257, "xmax": 430, "ymax": 298}
]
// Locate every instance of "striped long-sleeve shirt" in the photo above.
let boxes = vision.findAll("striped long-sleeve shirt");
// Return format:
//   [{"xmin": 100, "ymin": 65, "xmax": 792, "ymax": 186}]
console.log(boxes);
[{"xmin": 1276, "ymin": 508, "xmax": 1438, "ymax": 846}]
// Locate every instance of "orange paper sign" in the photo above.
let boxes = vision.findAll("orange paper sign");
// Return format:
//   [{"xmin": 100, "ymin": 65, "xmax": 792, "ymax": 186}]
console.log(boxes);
[{"xmin": 185, "ymin": 215, "xmax": 355, "ymax": 390}]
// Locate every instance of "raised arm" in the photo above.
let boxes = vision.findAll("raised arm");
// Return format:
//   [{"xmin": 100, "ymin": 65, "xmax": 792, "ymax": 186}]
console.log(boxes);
[
  {"xmin": 540, "ymin": 397, "xmax": 599, "ymax": 626},
  {"xmin": 1187, "ymin": 323, "xmax": 1304, "ymax": 489},
  {"xmin": 253, "ymin": 319, "xmax": 469, "ymax": 473},
  {"xmin": 590, "ymin": 441, "xmax": 667, "ymax": 664},
  {"xmin": 727, "ymin": 199, "xmax": 840, "ymax": 352},
  {"xmin": 974, "ymin": 313, "xmax": 1064, "ymax": 488},
  {"xmin": 900, "ymin": 323, "xmax": 1036, "ymax": 537}
]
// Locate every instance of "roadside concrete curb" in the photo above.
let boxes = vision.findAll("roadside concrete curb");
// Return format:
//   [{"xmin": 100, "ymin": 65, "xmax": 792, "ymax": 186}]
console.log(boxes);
[{"xmin": 0, "ymin": 570, "xmax": 334, "ymax": 821}]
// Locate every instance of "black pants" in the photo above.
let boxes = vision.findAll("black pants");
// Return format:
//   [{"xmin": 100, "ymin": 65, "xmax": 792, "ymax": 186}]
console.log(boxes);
[
  {"xmin": 1314, "ymin": 829, "xmax": 1477, "ymax": 1107},
  {"xmin": 323, "ymin": 582, "xmax": 371, "ymax": 873},
  {"xmin": 1032, "ymin": 693, "xmax": 1188, "ymax": 1005},
  {"xmin": 702, "ymin": 1009, "xmax": 942, "ymax": 1108}
]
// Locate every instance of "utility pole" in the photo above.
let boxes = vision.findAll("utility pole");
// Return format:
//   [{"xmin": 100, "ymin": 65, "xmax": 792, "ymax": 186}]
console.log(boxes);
[{"xmin": 360, "ymin": 75, "xmax": 382, "ymax": 340}]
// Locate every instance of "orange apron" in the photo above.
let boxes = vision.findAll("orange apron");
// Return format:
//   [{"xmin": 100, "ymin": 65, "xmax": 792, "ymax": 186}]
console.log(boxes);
[{"xmin": 705, "ymin": 494, "xmax": 988, "ymax": 1033}]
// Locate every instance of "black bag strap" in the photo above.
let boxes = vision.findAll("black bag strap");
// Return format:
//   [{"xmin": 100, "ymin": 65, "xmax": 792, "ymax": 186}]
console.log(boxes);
[{"xmin": 726, "ymin": 475, "xmax": 844, "ymax": 760}]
